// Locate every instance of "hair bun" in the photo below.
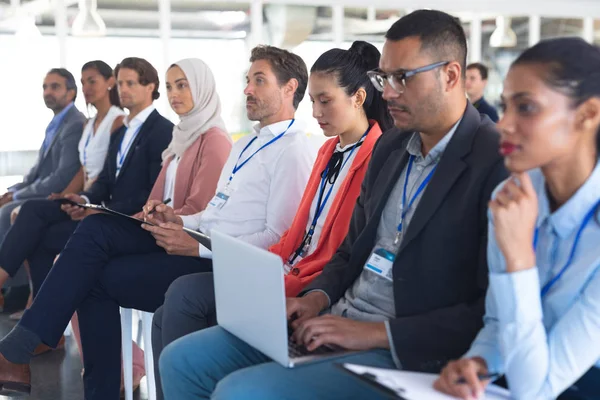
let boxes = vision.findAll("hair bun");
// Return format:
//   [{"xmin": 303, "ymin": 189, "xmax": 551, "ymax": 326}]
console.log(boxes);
[{"xmin": 348, "ymin": 40, "xmax": 381, "ymax": 70}]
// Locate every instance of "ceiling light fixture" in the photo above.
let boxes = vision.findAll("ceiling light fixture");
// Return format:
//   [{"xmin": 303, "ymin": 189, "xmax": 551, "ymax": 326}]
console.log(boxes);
[
  {"xmin": 72, "ymin": 0, "xmax": 106, "ymax": 37},
  {"xmin": 490, "ymin": 16, "xmax": 517, "ymax": 48}
]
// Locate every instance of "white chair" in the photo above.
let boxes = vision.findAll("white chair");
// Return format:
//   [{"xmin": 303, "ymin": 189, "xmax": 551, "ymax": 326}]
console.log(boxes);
[{"xmin": 121, "ymin": 308, "xmax": 157, "ymax": 400}]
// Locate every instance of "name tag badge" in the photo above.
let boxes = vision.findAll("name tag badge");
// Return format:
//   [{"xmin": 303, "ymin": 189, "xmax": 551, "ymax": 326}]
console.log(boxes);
[
  {"xmin": 364, "ymin": 247, "xmax": 395, "ymax": 281},
  {"xmin": 208, "ymin": 192, "xmax": 230, "ymax": 210}
]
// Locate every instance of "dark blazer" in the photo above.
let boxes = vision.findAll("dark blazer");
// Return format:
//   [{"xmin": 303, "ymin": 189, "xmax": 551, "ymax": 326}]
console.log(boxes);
[
  {"xmin": 302, "ymin": 103, "xmax": 509, "ymax": 372},
  {"xmin": 82, "ymin": 109, "xmax": 173, "ymax": 215},
  {"xmin": 10, "ymin": 105, "xmax": 86, "ymax": 199},
  {"xmin": 473, "ymin": 97, "xmax": 499, "ymax": 123}
]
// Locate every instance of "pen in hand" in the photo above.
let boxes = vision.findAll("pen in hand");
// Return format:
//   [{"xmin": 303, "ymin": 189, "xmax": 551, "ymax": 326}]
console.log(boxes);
[
  {"xmin": 148, "ymin": 198, "xmax": 172, "ymax": 215},
  {"xmin": 454, "ymin": 372, "xmax": 500, "ymax": 385}
]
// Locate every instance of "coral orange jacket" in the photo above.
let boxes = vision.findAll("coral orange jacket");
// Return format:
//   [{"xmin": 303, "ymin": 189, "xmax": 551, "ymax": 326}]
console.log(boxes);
[{"xmin": 269, "ymin": 121, "xmax": 383, "ymax": 297}]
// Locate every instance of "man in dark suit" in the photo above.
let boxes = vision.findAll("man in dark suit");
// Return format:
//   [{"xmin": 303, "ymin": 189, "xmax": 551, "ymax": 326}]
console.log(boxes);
[
  {"xmin": 155, "ymin": 10, "xmax": 510, "ymax": 399},
  {"xmin": 466, "ymin": 62, "xmax": 499, "ymax": 122},
  {"xmin": 0, "ymin": 69, "xmax": 86, "ymax": 248},
  {"xmin": 0, "ymin": 58, "xmax": 172, "ymax": 323}
]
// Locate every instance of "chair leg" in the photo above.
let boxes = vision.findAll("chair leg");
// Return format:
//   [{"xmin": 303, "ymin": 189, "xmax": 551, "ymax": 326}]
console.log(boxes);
[
  {"xmin": 120, "ymin": 308, "xmax": 133, "ymax": 400},
  {"xmin": 141, "ymin": 311, "xmax": 157, "ymax": 400}
]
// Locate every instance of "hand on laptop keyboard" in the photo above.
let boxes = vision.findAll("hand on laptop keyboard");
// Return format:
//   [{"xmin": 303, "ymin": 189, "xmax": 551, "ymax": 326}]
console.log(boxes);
[
  {"xmin": 288, "ymin": 323, "xmax": 338, "ymax": 357},
  {"xmin": 288, "ymin": 337, "xmax": 337, "ymax": 358}
]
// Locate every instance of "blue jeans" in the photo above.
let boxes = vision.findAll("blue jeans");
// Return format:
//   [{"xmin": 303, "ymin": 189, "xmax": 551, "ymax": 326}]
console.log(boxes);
[{"xmin": 159, "ymin": 326, "xmax": 397, "ymax": 400}]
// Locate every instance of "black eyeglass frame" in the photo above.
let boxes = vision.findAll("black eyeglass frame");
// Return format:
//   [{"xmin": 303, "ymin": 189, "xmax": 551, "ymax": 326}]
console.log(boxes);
[{"xmin": 367, "ymin": 61, "xmax": 450, "ymax": 93}]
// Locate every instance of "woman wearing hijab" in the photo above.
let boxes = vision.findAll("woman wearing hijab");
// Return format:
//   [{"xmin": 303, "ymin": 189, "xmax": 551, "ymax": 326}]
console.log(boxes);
[
  {"xmin": 68, "ymin": 58, "xmax": 233, "ymax": 394},
  {"xmin": 0, "ymin": 58, "xmax": 231, "ymax": 399},
  {"xmin": 154, "ymin": 40, "xmax": 392, "ymax": 400}
]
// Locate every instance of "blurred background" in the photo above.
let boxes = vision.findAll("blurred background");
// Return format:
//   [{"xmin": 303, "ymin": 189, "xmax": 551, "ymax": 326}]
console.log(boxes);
[
  {"xmin": 0, "ymin": 0, "xmax": 599, "ymax": 189},
  {"xmin": 0, "ymin": 1, "xmax": 598, "ymax": 398}
]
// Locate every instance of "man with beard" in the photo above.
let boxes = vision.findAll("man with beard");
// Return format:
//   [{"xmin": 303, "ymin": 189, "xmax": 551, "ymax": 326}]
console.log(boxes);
[
  {"xmin": 0, "ymin": 57, "xmax": 172, "ymax": 319},
  {"xmin": 157, "ymin": 10, "xmax": 510, "ymax": 400},
  {"xmin": 0, "ymin": 69, "xmax": 85, "ymax": 250}
]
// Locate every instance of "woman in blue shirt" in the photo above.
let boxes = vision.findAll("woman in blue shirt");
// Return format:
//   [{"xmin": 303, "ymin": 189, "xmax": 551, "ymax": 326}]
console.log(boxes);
[{"xmin": 435, "ymin": 37, "xmax": 600, "ymax": 400}]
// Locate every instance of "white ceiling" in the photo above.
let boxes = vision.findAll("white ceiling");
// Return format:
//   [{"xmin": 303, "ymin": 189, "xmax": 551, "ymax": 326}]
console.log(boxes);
[{"xmin": 0, "ymin": 0, "xmax": 598, "ymax": 38}]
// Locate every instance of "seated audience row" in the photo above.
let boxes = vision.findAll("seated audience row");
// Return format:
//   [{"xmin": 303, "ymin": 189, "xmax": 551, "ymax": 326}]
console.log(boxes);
[
  {"xmin": 158, "ymin": 10, "xmax": 509, "ymax": 399},
  {"xmin": 150, "ymin": 39, "xmax": 392, "ymax": 399},
  {"xmin": 0, "ymin": 8, "xmax": 597, "ymax": 400}
]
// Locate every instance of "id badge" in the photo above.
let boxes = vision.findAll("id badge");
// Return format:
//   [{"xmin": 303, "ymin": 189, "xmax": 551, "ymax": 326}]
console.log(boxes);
[
  {"xmin": 284, "ymin": 254, "xmax": 304, "ymax": 275},
  {"xmin": 208, "ymin": 192, "xmax": 230, "ymax": 210},
  {"xmin": 364, "ymin": 247, "xmax": 395, "ymax": 281}
]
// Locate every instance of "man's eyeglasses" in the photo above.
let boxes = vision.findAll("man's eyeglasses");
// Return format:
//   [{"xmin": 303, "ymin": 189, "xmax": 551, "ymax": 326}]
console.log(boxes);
[{"xmin": 367, "ymin": 61, "xmax": 450, "ymax": 94}]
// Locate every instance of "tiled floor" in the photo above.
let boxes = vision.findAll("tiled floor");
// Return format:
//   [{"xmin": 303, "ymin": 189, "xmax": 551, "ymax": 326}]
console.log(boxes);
[{"xmin": 0, "ymin": 292, "xmax": 148, "ymax": 400}]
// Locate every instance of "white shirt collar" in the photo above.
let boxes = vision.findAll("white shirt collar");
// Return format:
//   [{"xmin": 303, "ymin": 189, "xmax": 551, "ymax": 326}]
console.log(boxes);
[
  {"xmin": 252, "ymin": 119, "xmax": 295, "ymax": 138},
  {"xmin": 124, "ymin": 104, "xmax": 156, "ymax": 128},
  {"xmin": 336, "ymin": 135, "xmax": 367, "ymax": 152}
]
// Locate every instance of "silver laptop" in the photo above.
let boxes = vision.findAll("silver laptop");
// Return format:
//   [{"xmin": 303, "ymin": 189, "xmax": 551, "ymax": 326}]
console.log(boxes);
[{"xmin": 212, "ymin": 230, "xmax": 350, "ymax": 367}]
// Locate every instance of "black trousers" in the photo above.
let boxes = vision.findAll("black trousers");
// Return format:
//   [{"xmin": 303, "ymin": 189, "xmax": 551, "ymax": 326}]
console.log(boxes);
[
  {"xmin": 152, "ymin": 272, "xmax": 217, "ymax": 400},
  {"xmin": 0, "ymin": 199, "xmax": 78, "ymax": 296},
  {"xmin": 558, "ymin": 367, "xmax": 600, "ymax": 400},
  {"xmin": 18, "ymin": 213, "xmax": 212, "ymax": 400}
]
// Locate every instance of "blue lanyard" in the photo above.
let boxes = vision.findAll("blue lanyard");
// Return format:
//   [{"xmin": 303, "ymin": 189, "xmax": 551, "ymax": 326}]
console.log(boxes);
[
  {"xmin": 395, "ymin": 155, "xmax": 437, "ymax": 243},
  {"xmin": 116, "ymin": 125, "xmax": 142, "ymax": 173},
  {"xmin": 287, "ymin": 131, "xmax": 366, "ymax": 266},
  {"xmin": 308, "ymin": 133, "xmax": 366, "ymax": 236},
  {"xmin": 228, "ymin": 119, "xmax": 294, "ymax": 184},
  {"xmin": 534, "ymin": 199, "xmax": 600, "ymax": 297}
]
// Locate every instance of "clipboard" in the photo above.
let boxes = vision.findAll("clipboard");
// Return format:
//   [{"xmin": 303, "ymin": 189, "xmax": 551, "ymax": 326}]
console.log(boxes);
[
  {"xmin": 53, "ymin": 198, "xmax": 211, "ymax": 249},
  {"xmin": 337, "ymin": 364, "xmax": 511, "ymax": 400},
  {"xmin": 54, "ymin": 198, "xmax": 154, "ymax": 226},
  {"xmin": 182, "ymin": 227, "xmax": 211, "ymax": 250},
  {"xmin": 336, "ymin": 363, "xmax": 408, "ymax": 399}
]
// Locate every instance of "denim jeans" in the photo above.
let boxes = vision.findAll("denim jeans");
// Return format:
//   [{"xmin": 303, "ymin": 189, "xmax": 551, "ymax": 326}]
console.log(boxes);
[{"xmin": 159, "ymin": 325, "xmax": 397, "ymax": 400}]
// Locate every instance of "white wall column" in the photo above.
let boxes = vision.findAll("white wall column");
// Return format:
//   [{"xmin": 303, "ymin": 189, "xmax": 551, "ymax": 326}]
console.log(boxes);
[
  {"xmin": 469, "ymin": 14, "xmax": 482, "ymax": 63},
  {"xmin": 583, "ymin": 17, "xmax": 595, "ymax": 43},
  {"xmin": 332, "ymin": 5, "xmax": 344, "ymax": 47},
  {"xmin": 367, "ymin": 7, "xmax": 376, "ymax": 22},
  {"xmin": 250, "ymin": 0, "xmax": 263, "ymax": 48},
  {"xmin": 158, "ymin": 0, "xmax": 171, "ymax": 118},
  {"xmin": 54, "ymin": 0, "xmax": 68, "ymax": 67},
  {"xmin": 529, "ymin": 15, "xmax": 541, "ymax": 47},
  {"xmin": 158, "ymin": 0, "xmax": 171, "ymax": 75}
]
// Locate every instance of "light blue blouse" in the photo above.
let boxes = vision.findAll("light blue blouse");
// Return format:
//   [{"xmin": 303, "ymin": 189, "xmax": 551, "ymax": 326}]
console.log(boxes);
[{"xmin": 465, "ymin": 163, "xmax": 600, "ymax": 400}]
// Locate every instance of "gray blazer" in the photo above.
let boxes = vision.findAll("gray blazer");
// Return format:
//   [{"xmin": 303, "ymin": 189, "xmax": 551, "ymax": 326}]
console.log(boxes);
[{"xmin": 9, "ymin": 105, "xmax": 86, "ymax": 199}]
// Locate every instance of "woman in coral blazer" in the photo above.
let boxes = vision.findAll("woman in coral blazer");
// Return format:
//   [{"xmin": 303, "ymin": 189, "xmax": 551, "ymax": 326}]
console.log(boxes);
[
  {"xmin": 270, "ymin": 41, "xmax": 393, "ymax": 297},
  {"xmin": 272, "ymin": 121, "xmax": 381, "ymax": 296},
  {"xmin": 154, "ymin": 40, "xmax": 394, "ymax": 400}
]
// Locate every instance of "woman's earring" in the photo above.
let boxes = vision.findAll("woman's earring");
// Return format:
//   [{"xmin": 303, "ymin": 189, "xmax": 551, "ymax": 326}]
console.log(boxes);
[{"xmin": 108, "ymin": 87, "xmax": 112, "ymax": 91}]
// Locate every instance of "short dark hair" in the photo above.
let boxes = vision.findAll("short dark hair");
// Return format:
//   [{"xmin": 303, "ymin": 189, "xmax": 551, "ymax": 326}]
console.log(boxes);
[
  {"xmin": 385, "ymin": 10, "xmax": 467, "ymax": 74},
  {"xmin": 513, "ymin": 37, "xmax": 600, "ymax": 154},
  {"xmin": 311, "ymin": 41, "xmax": 394, "ymax": 132},
  {"xmin": 47, "ymin": 68, "xmax": 77, "ymax": 101},
  {"xmin": 250, "ymin": 46, "xmax": 308, "ymax": 110},
  {"xmin": 82, "ymin": 60, "xmax": 120, "ymax": 108},
  {"xmin": 114, "ymin": 57, "xmax": 160, "ymax": 100},
  {"xmin": 467, "ymin": 62, "xmax": 489, "ymax": 80}
]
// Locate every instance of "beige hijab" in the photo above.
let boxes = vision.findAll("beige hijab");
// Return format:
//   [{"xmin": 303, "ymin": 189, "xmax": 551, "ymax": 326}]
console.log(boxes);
[{"xmin": 162, "ymin": 58, "xmax": 229, "ymax": 161}]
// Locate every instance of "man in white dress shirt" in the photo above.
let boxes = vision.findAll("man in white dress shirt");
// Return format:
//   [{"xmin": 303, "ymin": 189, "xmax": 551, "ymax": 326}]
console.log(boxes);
[
  {"xmin": 143, "ymin": 45, "xmax": 317, "ymax": 399},
  {"xmin": 143, "ymin": 45, "xmax": 316, "ymax": 259}
]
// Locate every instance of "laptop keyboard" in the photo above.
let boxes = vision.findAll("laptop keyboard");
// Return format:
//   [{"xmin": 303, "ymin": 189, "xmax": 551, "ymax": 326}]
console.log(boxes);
[{"xmin": 288, "ymin": 338, "xmax": 337, "ymax": 358}]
